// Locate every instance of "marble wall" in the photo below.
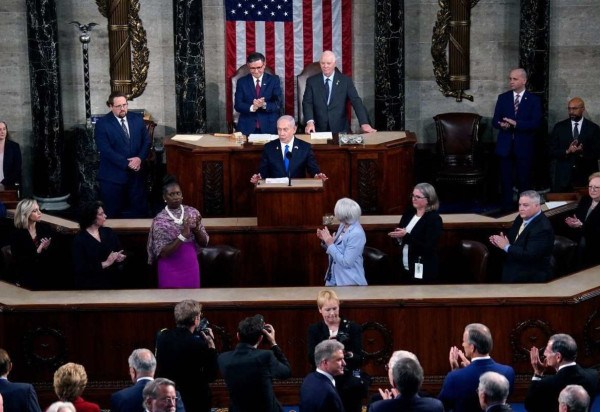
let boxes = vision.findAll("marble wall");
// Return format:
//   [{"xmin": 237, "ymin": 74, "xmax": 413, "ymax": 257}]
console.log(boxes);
[{"xmin": 1, "ymin": 0, "xmax": 600, "ymax": 196}]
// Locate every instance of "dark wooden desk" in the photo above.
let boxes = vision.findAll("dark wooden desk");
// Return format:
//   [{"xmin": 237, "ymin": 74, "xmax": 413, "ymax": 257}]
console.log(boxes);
[{"xmin": 165, "ymin": 132, "xmax": 417, "ymax": 218}]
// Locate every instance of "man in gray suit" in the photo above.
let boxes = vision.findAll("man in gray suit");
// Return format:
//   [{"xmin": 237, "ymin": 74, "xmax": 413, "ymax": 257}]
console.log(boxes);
[{"xmin": 303, "ymin": 50, "xmax": 376, "ymax": 134}]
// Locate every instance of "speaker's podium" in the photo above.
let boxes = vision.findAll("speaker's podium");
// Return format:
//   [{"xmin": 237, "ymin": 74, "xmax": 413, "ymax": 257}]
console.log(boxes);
[{"xmin": 255, "ymin": 178, "xmax": 325, "ymax": 227}]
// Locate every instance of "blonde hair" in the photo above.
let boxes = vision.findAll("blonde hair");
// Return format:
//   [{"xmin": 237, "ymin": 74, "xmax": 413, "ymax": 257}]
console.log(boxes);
[
  {"xmin": 14, "ymin": 198, "xmax": 38, "ymax": 229},
  {"xmin": 53, "ymin": 363, "xmax": 88, "ymax": 401},
  {"xmin": 317, "ymin": 289, "xmax": 340, "ymax": 309}
]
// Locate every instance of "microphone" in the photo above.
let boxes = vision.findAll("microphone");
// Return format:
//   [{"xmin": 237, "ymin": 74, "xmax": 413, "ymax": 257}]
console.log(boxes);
[{"xmin": 285, "ymin": 150, "xmax": 293, "ymax": 186}]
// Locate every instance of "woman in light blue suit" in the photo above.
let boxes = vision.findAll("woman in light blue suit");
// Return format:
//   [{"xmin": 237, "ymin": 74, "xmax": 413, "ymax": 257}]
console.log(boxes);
[{"xmin": 317, "ymin": 197, "xmax": 367, "ymax": 286}]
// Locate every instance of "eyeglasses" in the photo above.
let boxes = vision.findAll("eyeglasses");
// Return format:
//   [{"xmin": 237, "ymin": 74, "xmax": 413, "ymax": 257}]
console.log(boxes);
[
  {"xmin": 156, "ymin": 397, "xmax": 178, "ymax": 404},
  {"xmin": 589, "ymin": 186, "xmax": 600, "ymax": 191},
  {"xmin": 410, "ymin": 194, "xmax": 427, "ymax": 200},
  {"xmin": 248, "ymin": 64, "xmax": 265, "ymax": 71},
  {"xmin": 113, "ymin": 103, "xmax": 128, "ymax": 109}
]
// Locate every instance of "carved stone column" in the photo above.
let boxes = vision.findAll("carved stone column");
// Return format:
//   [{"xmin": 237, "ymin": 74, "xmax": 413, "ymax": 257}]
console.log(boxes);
[
  {"xmin": 374, "ymin": 0, "xmax": 405, "ymax": 131},
  {"xmin": 173, "ymin": 0, "xmax": 207, "ymax": 133},
  {"xmin": 108, "ymin": 0, "xmax": 132, "ymax": 95},
  {"xmin": 26, "ymin": 0, "xmax": 68, "ymax": 207}
]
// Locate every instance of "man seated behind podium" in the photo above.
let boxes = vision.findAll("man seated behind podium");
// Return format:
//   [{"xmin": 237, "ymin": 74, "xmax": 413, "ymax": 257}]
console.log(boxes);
[{"xmin": 250, "ymin": 115, "xmax": 327, "ymax": 184}]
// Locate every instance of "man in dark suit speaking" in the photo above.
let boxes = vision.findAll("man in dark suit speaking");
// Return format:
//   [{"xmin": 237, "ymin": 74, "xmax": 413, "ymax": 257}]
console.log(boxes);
[
  {"xmin": 250, "ymin": 115, "xmax": 327, "ymax": 184},
  {"xmin": 489, "ymin": 190, "xmax": 555, "ymax": 282},
  {"xmin": 303, "ymin": 50, "xmax": 376, "ymax": 134},
  {"xmin": 234, "ymin": 52, "xmax": 282, "ymax": 136},
  {"xmin": 549, "ymin": 97, "xmax": 600, "ymax": 192},
  {"xmin": 218, "ymin": 315, "xmax": 291, "ymax": 412}
]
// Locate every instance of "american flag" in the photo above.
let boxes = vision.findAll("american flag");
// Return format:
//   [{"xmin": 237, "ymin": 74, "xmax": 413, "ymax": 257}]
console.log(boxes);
[{"xmin": 225, "ymin": 0, "xmax": 352, "ymax": 123}]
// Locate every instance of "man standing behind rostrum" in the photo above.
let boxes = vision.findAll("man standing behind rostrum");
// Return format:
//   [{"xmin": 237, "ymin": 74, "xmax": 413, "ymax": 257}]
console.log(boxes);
[{"xmin": 218, "ymin": 315, "xmax": 291, "ymax": 412}]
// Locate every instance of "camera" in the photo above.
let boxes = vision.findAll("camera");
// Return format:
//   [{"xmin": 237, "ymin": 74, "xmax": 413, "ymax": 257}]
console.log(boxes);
[
  {"xmin": 335, "ymin": 330, "xmax": 350, "ymax": 344},
  {"xmin": 196, "ymin": 317, "xmax": 210, "ymax": 334}
]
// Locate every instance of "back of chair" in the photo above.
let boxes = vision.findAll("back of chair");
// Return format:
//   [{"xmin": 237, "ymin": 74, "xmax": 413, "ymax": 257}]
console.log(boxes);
[
  {"xmin": 296, "ymin": 62, "xmax": 322, "ymax": 127},
  {"xmin": 433, "ymin": 112, "xmax": 482, "ymax": 168},
  {"xmin": 460, "ymin": 240, "xmax": 489, "ymax": 283},
  {"xmin": 230, "ymin": 64, "xmax": 275, "ymax": 131},
  {"xmin": 199, "ymin": 245, "xmax": 241, "ymax": 288},
  {"xmin": 363, "ymin": 246, "xmax": 391, "ymax": 285}
]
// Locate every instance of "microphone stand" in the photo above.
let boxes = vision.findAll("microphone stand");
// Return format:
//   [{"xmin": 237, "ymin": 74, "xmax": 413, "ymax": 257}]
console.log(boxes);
[{"xmin": 286, "ymin": 151, "xmax": 293, "ymax": 186}]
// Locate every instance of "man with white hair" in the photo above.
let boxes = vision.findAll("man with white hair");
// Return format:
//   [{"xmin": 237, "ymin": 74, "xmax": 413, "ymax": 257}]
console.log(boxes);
[
  {"xmin": 477, "ymin": 371, "xmax": 512, "ymax": 411},
  {"xmin": 559, "ymin": 385, "xmax": 590, "ymax": 412},
  {"xmin": 303, "ymin": 50, "xmax": 376, "ymax": 134}
]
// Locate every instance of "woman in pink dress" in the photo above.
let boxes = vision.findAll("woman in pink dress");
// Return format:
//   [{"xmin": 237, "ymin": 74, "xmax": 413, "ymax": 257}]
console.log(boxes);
[{"xmin": 147, "ymin": 176, "xmax": 209, "ymax": 288}]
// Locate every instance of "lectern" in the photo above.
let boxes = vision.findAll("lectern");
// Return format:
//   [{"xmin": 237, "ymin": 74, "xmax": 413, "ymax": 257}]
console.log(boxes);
[{"xmin": 255, "ymin": 178, "xmax": 325, "ymax": 227}]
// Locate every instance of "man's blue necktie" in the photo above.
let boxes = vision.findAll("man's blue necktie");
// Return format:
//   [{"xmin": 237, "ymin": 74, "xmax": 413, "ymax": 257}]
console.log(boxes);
[
  {"xmin": 284, "ymin": 144, "xmax": 290, "ymax": 173},
  {"xmin": 325, "ymin": 78, "xmax": 331, "ymax": 105}
]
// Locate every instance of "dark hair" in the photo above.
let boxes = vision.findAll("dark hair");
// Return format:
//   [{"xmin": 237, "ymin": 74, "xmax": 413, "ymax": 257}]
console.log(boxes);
[
  {"xmin": 0, "ymin": 349, "xmax": 11, "ymax": 376},
  {"xmin": 0, "ymin": 121, "xmax": 10, "ymax": 140},
  {"xmin": 238, "ymin": 314, "xmax": 265, "ymax": 345},
  {"xmin": 106, "ymin": 92, "xmax": 128, "ymax": 107},
  {"xmin": 247, "ymin": 52, "xmax": 266, "ymax": 64},
  {"xmin": 392, "ymin": 357, "xmax": 423, "ymax": 397},
  {"xmin": 162, "ymin": 175, "xmax": 180, "ymax": 196},
  {"xmin": 77, "ymin": 201, "xmax": 104, "ymax": 229}
]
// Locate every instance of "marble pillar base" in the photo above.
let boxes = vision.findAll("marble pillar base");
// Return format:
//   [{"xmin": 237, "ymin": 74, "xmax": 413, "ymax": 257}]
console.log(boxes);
[{"xmin": 35, "ymin": 193, "xmax": 71, "ymax": 211}]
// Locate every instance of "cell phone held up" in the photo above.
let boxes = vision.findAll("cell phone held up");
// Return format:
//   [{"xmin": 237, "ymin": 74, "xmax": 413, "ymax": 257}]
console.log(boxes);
[{"xmin": 195, "ymin": 317, "xmax": 210, "ymax": 334}]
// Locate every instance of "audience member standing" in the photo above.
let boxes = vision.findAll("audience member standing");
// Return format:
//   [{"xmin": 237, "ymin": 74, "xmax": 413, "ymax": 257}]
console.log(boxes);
[
  {"xmin": 388, "ymin": 183, "xmax": 443, "ymax": 283},
  {"xmin": 549, "ymin": 97, "xmax": 600, "ymax": 192},
  {"xmin": 477, "ymin": 371, "xmax": 512, "ymax": 411},
  {"xmin": 438, "ymin": 323, "xmax": 515, "ymax": 412},
  {"xmin": 317, "ymin": 198, "xmax": 367, "ymax": 286},
  {"xmin": 300, "ymin": 340, "xmax": 346, "ymax": 412},
  {"xmin": 489, "ymin": 190, "xmax": 554, "ymax": 282},
  {"xmin": 307, "ymin": 289, "xmax": 367, "ymax": 412},
  {"xmin": 218, "ymin": 315, "xmax": 291, "ymax": 412},
  {"xmin": 525, "ymin": 333, "xmax": 598, "ymax": 412},
  {"xmin": 10, "ymin": 198, "xmax": 54, "ymax": 289},
  {"xmin": 155, "ymin": 300, "xmax": 218, "ymax": 412},
  {"xmin": 234, "ymin": 52, "xmax": 282, "ymax": 136},
  {"xmin": 564, "ymin": 172, "xmax": 600, "ymax": 268},
  {"xmin": 0, "ymin": 348, "xmax": 42, "ymax": 412},
  {"xmin": 303, "ymin": 50, "xmax": 376, "ymax": 134},
  {"xmin": 110, "ymin": 348, "xmax": 184, "ymax": 412},
  {"xmin": 558, "ymin": 385, "xmax": 591, "ymax": 412},
  {"xmin": 0, "ymin": 121, "xmax": 22, "ymax": 188},
  {"xmin": 72, "ymin": 201, "xmax": 126, "ymax": 289},
  {"xmin": 46, "ymin": 401, "xmax": 76, "ymax": 412},
  {"xmin": 94, "ymin": 92, "xmax": 150, "ymax": 218},
  {"xmin": 142, "ymin": 378, "xmax": 179, "ymax": 412},
  {"xmin": 53, "ymin": 363, "xmax": 100, "ymax": 412},
  {"xmin": 492, "ymin": 68, "xmax": 542, "ymax": 211},
  {"xmin": 147, "ymin": 176, "xmax": 209, "ymax": 288},
  {"xmin": 368, "ymin": 357, "xmax": 443, "ymax": 412}
]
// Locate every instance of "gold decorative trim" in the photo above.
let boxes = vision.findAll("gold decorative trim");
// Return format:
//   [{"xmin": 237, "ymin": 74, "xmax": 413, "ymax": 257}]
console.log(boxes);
[
  {"xmin": 431, "ymin": 0, "xmax": 479, "ymax": 102},
  {"xmin": 95, "ymin": 0, "xmax": 149, "ymax": 99}
]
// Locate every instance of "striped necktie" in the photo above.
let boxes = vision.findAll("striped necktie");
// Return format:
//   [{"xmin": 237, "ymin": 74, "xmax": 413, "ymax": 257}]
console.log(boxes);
[{"xmin": 514, "ymin": 94, "xmax": 521, "ymax": 115}]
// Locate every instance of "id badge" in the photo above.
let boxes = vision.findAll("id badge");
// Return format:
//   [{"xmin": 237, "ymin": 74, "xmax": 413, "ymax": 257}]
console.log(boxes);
[{"xmin": 414, "ymin": 262, "xmax": 424, "ymax": 279}]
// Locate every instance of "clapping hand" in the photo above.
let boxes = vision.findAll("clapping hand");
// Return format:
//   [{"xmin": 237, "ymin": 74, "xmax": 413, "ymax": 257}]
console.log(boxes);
[
  {"xmin": 449, "ymin": 346, "xmax": 470, "ymax": 370},
  {"xmin": 316, "ymin": 226, "xmax": 334, "ymax": 245},
  {"xmin": 36, "ymin": 237, "xmax": 52, "ymax": 254},
  {"xmin": 565, "ymin": 214, "xmax": 583, "ymax": 228},
  {"xmin": 529, "ymin": 346, "xmax": 547, "ymax": 375}
]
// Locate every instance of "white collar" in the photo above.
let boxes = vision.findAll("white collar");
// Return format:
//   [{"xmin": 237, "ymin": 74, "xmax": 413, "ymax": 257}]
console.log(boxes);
[{"xmin": 316, "ymin": 368, "xmax": 335, "ymax": 386}]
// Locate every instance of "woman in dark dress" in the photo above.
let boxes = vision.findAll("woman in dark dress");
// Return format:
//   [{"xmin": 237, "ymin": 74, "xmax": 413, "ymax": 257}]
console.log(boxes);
[
  {"xmin": 10, "ymin": 198, "xmax": 53, "ymax": 289},
  {"xmin": 0, "ymin": 121, "xmax": 22, "ymax": 188},
  {"xmin": 565, "ymin": 172, "xmax": 600, "ymax": 269},
  {"xmin": 388, "ymin": 182, "xmax": 443, "ymax": 283},
  {"xmin": 307, "ymin": 289, "xmax": 367, "ymax": 412},
  {"xmin": 72, "ymin": 201, "xmax": 126, "ymax": 289}
]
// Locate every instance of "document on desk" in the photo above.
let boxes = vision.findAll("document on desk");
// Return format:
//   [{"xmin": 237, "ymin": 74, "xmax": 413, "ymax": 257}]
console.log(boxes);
[
  {"xmin": 264, "ymin": 178, "xmax": 289, "ymax": 184},
  {"xmin": 310, "ymin": 132, "xmax": 333, "ymax": 140},
  {"xmin": 544, "ymin": 201, "xmax": 568, "ymax": 210},
  {"xmin": 248, "ymin": 134, "xmax": 278, "ymax": 143},
  {"xmin": 172, "ymin": 134, "xmax": 203, "ymax": 142}
]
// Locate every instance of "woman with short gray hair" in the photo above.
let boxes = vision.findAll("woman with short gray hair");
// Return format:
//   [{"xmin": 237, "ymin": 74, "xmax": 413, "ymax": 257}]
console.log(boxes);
[{"xmin": 316, "ymin": 197, "xmax": 367, "ymax": 286}]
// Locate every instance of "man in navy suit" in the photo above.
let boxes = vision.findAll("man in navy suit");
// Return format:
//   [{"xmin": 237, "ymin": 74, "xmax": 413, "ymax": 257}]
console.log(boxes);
[
  {"xmin": 234, "ymin": 52, "xmax": 282, "ymax": 136},
  {"xmin": 0, "ymin": 348, "xmax": 42, "ymax": 412},
  {"xmin": 477, "ymin": 372, "xmax": 512, "ymax": 412},
  {"xmin": 369, "ymin": 357, "xmax": 443, "ymax": 412},
  {"xmin": 303, "ymin": 51, "xmax": 376, "ymax": 134},
  {"xmin": 438, "ymin": 323, "xmax": 515, "ymax": 412},
  {"xmin": 110, "ymin": 348, "xmax": 184, "ymax": 412},
  {"xmin": 492, "ymin": 68, "xmax": 542, "ymax": 211},
  {"xmin": 489, "ymin": 190, "xmax": 554, "ymax": 283},
  {"xmin": 300, "ymin": 339, "xmax": 346, "ymax": 412},
  {"xmin": 94, "ymin": 92, "xmax": 151, "ymax": 218},
  {"xmin": 525, "ymin": 333, "xmax": 598, "ymax": 412},
  {"xmin": 549, "ymin": 97, "xmax": 600, "ymax": 192},
  {"xmin": 218, "ymin": 315, "xmax": 291, "ymax": 412},
  {"xmin": 250, "ymin": 115, "xmax": 327, "ymax": 184}
]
